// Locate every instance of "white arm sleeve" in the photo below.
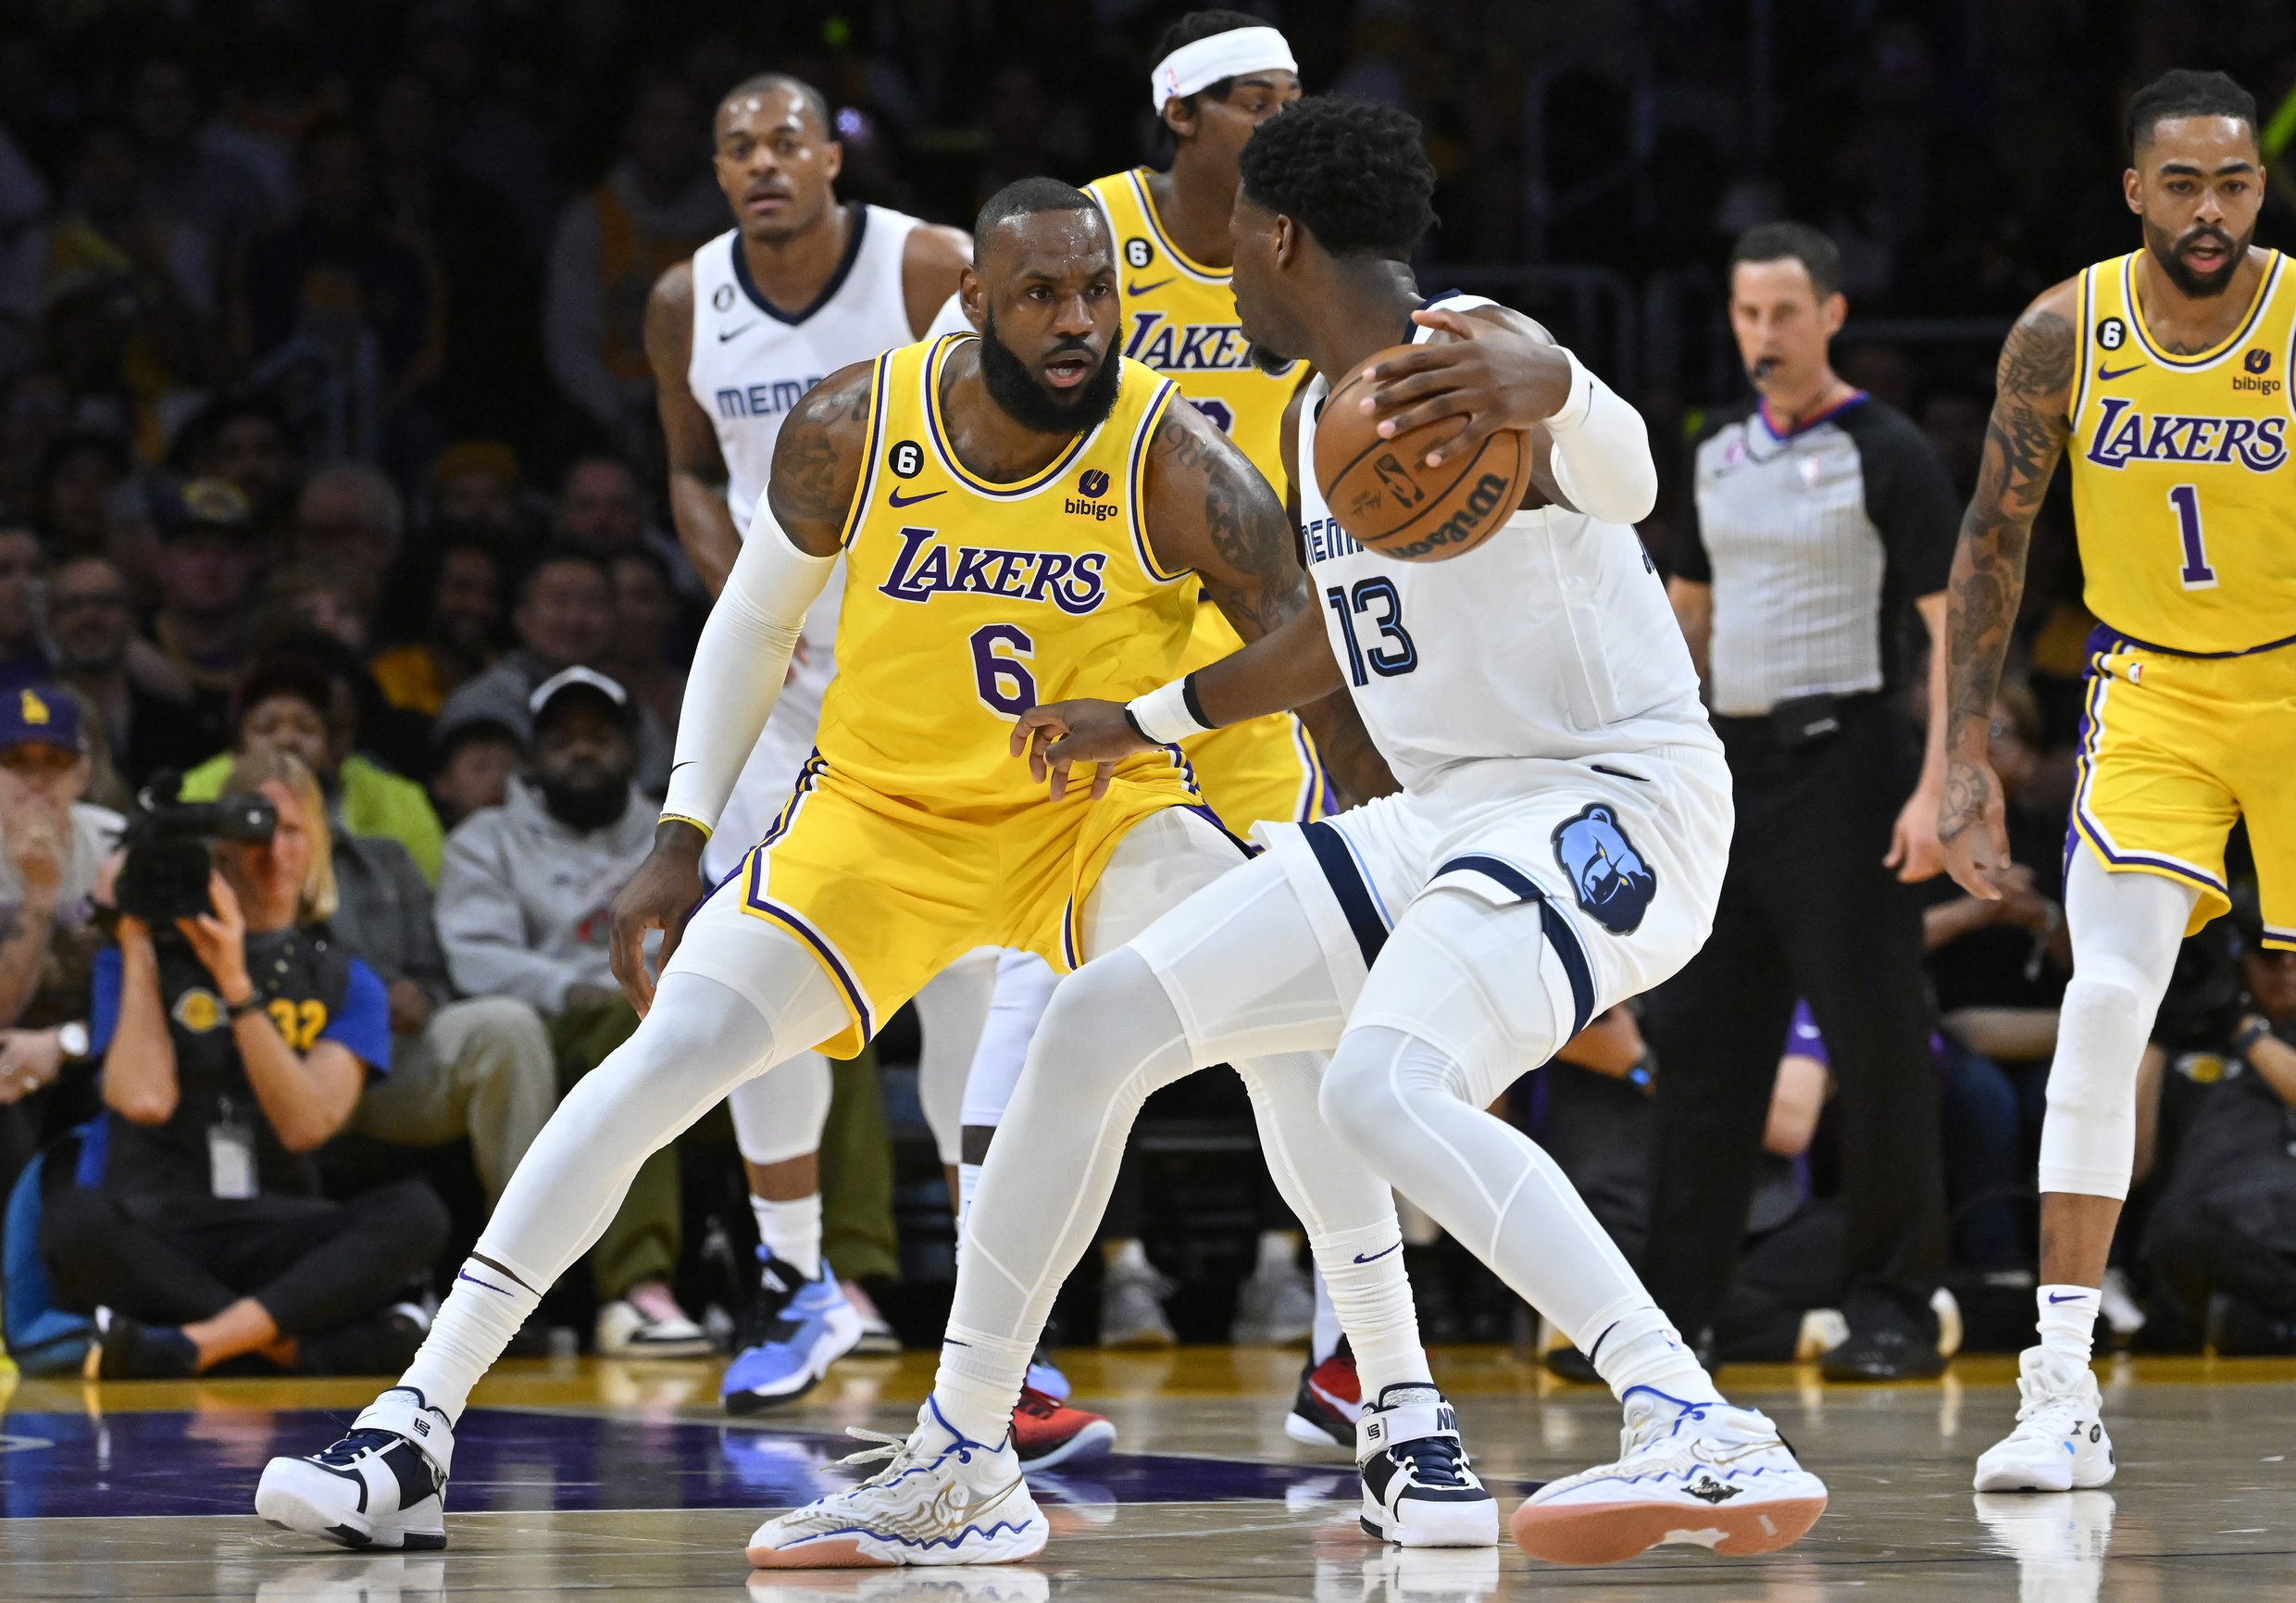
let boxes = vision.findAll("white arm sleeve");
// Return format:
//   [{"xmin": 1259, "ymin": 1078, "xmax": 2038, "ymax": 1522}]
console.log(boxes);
[
  {"xmin": 1542, "ymin": 347, "xmax": 1659, "ymax": 526},
  {"xmin": 658, "ymin": 508, "xmax": 838, "ymax": 834}
]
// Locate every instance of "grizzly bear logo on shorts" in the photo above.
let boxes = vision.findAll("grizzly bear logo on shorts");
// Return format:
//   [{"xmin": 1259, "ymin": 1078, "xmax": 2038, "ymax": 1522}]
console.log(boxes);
[{"xmin": 1551, "ymin": 804, "xmax": 1657, "ymax": 935}]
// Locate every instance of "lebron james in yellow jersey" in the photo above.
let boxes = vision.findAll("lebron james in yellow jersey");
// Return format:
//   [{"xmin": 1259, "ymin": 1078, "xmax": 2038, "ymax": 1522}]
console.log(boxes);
[
  {"xmin": 257, "ymin": 179, "xmax": 1444, "ymax": 1566},
  {"xmin": 1942, "ymin": 70, "xmax": 2295, "ymax": 1494}
]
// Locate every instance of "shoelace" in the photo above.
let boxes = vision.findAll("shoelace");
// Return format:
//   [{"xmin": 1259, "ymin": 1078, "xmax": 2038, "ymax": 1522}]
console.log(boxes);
[
  {"xmin": 834, "ymin": 1425, "xmax": 978, "ymax": 1485},
  {"xmin": 1388, "ymin": 1433, "xmax": 1474, "ymax": 1488},
  {"xmin": 314, "ymin": 1428, "xmax": 404, "ymax": 1467}
]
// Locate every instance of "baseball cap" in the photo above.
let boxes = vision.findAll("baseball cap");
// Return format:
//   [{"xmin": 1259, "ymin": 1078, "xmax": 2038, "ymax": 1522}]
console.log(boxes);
[
  {"xmin": 0, "ymin": 683, "xmax": 84, "ymax": 754},
  {"xmin": 529, "ymin": 665, "xmax": 631, "ymax": 732},
  {"xmin": 156, "ymin": 476, "xmax": 254, "ymax": 541}
]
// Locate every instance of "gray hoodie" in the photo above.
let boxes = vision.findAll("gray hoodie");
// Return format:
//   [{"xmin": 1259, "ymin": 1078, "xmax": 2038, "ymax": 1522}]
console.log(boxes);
[{"xmin": 434, "ymin": 774, "xmax": 657, "ymax": 1014}]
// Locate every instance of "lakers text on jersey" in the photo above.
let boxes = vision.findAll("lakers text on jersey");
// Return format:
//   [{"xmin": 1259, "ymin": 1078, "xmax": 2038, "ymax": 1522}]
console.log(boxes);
[
  {"xmin": 1088, "ymin": 167, "xmax": 1327, "ymax": 832},
  {"xmin": 730, "ymin": 335, "xmax": 1212, "ymax": 1055},
  {"xmin": 2065, "ymin": 251, "xmax": 2296, "ymax": 945}
]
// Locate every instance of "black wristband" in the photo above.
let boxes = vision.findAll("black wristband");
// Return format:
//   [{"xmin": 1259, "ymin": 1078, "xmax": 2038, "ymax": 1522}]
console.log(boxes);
[
  {"xmin": 2235, "ymin": 1018, "xmax": 2277, "ymax": 1064},
  {"xmin": 1121, "ymin": 705, "xmax": 1151, "ymax": 743},
  {"xmin": 227, "ymin": 994, "xmax": 267, "ymax": 1021},
  {"xmin": 1180, "ymin": 671, "xmax": 1215, "ymax": 732}
]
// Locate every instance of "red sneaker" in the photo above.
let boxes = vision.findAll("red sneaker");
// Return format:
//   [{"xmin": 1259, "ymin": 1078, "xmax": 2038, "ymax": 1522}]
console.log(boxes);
[
  {"xmin": 1010, "ymin": 1385, "xmax": 1116, "ymax": 1469},
  {"xmin": 1285, "ymin": 1340, "xmax": 1361, "ymax": 1452}
]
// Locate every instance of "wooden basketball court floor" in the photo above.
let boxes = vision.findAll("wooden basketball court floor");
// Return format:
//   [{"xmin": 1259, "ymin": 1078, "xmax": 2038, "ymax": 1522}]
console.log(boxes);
[{"xmin": 3, "ymin": 1346, "xmax": 2293, "ymax": 1601}]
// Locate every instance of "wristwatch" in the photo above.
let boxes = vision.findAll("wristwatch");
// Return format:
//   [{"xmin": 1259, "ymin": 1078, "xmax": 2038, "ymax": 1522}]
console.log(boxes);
[{"xmin": 56, "ymin": 1021, "xmax": 90, "ymax": 1062}]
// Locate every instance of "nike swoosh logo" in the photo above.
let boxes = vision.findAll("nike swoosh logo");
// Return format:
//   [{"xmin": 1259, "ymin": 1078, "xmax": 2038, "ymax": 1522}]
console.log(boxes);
[
  {"xmin": 457, "ymin": 1269, "xmax": 514, "ymax": 1296},
  {"xmin": 1352, "ymin": 1242, "xmax": 1401, "ymax": 1264},
  {"xmin": 2096, "ymin": 362, "xmax": 2145, "ymax": 381},
  {"xmin": 718, "ymin": 321, "xmax": 759, "ymax": 343},
  {"xmin": 2047, "ymin": 1292, "xmax": 2090, "ymax": 1303},
  {"xmin": 889, "ymin": 488, "xmax": 945, "ymax": 507},
  {"xmin": 1127, "ymin": 278, "xmax": 1173, "ymax": 296}
]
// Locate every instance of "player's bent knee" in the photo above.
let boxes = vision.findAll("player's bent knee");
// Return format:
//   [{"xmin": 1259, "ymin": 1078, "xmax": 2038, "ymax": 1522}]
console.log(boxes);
[
  {"xmin": 1032, "ymin": 947, "xmax": 1198, "ymax": 1108},
  {"xmin": 1320, "ymin": 1025, "xmax": 1423, "ymax": 1160}
]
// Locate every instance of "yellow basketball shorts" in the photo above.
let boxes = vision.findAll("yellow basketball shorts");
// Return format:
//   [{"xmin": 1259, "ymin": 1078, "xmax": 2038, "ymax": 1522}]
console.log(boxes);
[
  {"xmin": 1181, "ymin": 712, "xmax": 1331, "ymax": 834},
  {"xmin": 713, "ymin": 754, "xmax": 1208, "ymax": 1058},
  {"xmin": 2072, "ymin": 629, "xmax": 2296, "ymax": 946}
]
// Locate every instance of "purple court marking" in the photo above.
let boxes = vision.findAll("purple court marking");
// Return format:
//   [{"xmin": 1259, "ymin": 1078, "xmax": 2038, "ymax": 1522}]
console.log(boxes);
[{"xmin": 0, "ymin": 1407, "xmax": 1541, "ymax": 1519}]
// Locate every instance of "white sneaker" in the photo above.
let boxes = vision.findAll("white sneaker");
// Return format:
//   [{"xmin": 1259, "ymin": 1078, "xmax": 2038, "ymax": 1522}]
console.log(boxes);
[
  {"xmin": 1355, "ymin": 1384, "xmax": 1499, "ymax": 1547},
  {"xmin": 746, "ymin": 1398, "xmax": 1049, "ymax": 1568},
  {"xmin": 255, "ymin": 1387, "xmax": 454, "ymax": 1550},
  {"xmin": 1511, "ymin": 1385, "xmax": 1828, "ymax": 1564},
  {"xmin": 1973, "ymin": 1347, "xmax": 2115, "ymax": 1493},
  {"xmin": 597, "ymin": 1296, "xmax": 715, "ymax": 1359},
  {"xmin": 1098, "ymin": 1259, "xmax": 1177, "ymax": 1347}
]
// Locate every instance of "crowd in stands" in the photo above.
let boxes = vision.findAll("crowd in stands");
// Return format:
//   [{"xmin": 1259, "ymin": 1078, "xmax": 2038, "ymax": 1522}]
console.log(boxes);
[{"xmin": 0, "ymin": 1, "xmax": 2290, "ymax": 1380}]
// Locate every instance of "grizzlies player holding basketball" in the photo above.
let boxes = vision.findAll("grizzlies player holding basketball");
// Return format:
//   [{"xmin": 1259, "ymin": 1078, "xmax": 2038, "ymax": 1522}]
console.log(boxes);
[
  {"xmin": 758, "ymin": 98, "xmax": 1826, "ymax": 1571},
  {"xmin": 257, "ymin": 177, "xmax": 1480, "ymax": 1560},
  {"xmin": 646, "ymin": 72, "xmax": 995, "ymax": 1409},
  {"xmin": 1941, "ymin": 70, "xmax": 2296, "ymax": 1491}
]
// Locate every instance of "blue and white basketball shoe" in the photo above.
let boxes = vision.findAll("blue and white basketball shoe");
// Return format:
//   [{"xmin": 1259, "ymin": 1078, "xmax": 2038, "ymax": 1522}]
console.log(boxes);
[
  {"xmin": 1511, "ymin": 1385, "xmax": 1827, "ymax": 1563},
  {"xmin": 724, "ymin": 1254, "xmax": 867, "ymax": 1414},
  {"xmin": 255, "ymin": 1386, "xmax": 454, "ymax": 1549},
  {"xmin": 1972, "ymin": 1346, "xmax": 2115, "ymax": 1492},
  {"xmin": 1355, "ymin": 1384, "xmax": 1499, "ymax": 1547},
  {"xmin": 746, "ymin": 1397, "xmax": 1048, "ymax": 1568}
]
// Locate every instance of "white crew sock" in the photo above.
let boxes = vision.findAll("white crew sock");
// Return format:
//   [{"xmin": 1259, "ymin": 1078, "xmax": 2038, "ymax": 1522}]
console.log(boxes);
[
  {"xmin": 1586, "ymin": 1304, "xmax": 1722, "ymax": 1406},
  {"xmin": 397, "ymin": 1257, "xmax": 543, "ymax": 1423},
  {"xmin": 933, "ymin": 1320, "xmax": 1033, "ymax": 1445},
  {"xmin": 2037, "ymin": 1284, "xmax": 2101, "ymax": 1367},
  {"xmin": 1313, "ymin": 1220, "xmax": 1434, "ymax": 1396},
  {"xmin": 753, "ymin": 1193, "xmax": 823, "ymax": 1281}
]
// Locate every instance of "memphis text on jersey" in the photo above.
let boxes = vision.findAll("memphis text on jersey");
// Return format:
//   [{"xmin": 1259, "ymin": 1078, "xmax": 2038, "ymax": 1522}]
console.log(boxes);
[
  {"xmin": 2082, "ymin": 396, "xmax": 2289, "ymax": 471},
  {"xmin": 877, "ymin": 524, "xmax": 1109, "ymax": 615},
  {"xmin": 715, "ymin": 374, "xmax": 829, "ymax": 420}
]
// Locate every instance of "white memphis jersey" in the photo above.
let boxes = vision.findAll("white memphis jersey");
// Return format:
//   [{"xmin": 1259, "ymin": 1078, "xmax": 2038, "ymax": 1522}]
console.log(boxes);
[
  {"xmin": 1294, "ymin": 294, "xmax": 1714, "ymax": 792},
  {"xmin": 686, "ymin": 204, "xmax": 920, "ymax": 882}
]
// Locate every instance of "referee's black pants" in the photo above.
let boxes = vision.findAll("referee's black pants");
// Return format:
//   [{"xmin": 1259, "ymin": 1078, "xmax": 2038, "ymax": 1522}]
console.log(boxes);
[{"xmin": 1642, "ymin": 694, "xmax": 1947, "ymax": 1345}]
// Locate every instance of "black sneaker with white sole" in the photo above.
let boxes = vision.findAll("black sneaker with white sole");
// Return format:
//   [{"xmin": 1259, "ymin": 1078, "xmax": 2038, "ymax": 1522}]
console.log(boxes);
[
  {"xmin": 1355, "ymin": 1384, "xmax": 1499, "ymax": 1547},
  {"xmin": 255, "ymin": 1385, "xmax": 454, "ymax": 1549}
]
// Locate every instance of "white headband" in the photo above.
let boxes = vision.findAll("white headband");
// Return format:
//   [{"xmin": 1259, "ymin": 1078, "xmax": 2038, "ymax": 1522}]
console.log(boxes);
[{"xmin": 1151, "ymin": 26, "xmax": 1296, "ymax": 112}]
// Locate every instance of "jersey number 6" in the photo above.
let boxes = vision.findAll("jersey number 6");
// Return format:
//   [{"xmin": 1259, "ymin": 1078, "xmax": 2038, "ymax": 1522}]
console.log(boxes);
[{"xmin": 971, "ymin": 624, "xmax": 1037, "ymax": 716}]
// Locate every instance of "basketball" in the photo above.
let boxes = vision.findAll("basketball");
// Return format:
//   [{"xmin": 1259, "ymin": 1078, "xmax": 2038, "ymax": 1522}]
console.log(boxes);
[{"xmin": 1313, "ymin": 346, "xmax": 1535, "ymax": 562}]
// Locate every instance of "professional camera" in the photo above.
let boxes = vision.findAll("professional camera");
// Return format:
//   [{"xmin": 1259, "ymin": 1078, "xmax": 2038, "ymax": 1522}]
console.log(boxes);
[{"xmin": 115, "ymin": 773, "xmax": 277, "ymax": 925}]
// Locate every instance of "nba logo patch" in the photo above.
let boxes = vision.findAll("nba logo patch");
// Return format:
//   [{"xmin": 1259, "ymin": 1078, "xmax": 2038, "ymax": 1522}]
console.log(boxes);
[{"xmin": 1551, "ymin": 804, "xmax": 1658, "ymax": 935}]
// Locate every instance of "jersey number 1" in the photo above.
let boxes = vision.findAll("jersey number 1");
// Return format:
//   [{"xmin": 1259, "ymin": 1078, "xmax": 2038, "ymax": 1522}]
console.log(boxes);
[{"xmin": 2167, "ymin": 484, "xmax": 2216, "ymax": 590}]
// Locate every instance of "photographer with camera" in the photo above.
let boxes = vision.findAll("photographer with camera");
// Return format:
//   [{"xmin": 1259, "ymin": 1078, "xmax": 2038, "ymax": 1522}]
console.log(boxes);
[
  {"xmin": 0, "ymin": 685, "xmax": 120, "ymax": 1192},
  {"xmin": 42, "ymin": 747, "xmax": 447, "ymax": 1378}
]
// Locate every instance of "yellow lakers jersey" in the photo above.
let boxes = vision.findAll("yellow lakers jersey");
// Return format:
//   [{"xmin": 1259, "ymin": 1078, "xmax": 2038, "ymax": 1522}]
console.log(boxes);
[
  {"xmin": 816, "ymin": 333, "xmax": 1198, "ymax": 808},
  {"xmin": 1089, "ymin": 168, "xmax": 1311, "ymax": 676},
  {"xmin": 2068, "ymin": 249, "xmax": 2296, "ymax": 655}
]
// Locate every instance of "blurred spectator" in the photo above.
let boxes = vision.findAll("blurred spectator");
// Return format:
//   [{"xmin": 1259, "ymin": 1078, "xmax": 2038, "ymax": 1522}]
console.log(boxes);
[
  {"xmin": 370, "ymin": 535, "xmax": 502, "ymax": 719},
  {"xmin": 437, "ymin": 546, "xmax": 671, "ymax": 793},
  {"xmin": 178, "ymin": 646, "xmax": 445, "ymax": 884},
  {"xmin": 2143, "ymin": 900, "xmax": 2296, "ymax": 1354},
  {"xmin": 0, "ymin": 523, "xmax": 42, "ymax": 695},
  {"xmin": 292, "ymin": 462, "xmax": 403, "ymax": 591},
  {"xmin": 37, "ymin": 431, "xmax": 131, "ymax": 558},
  {"xmin": 45, "ymin": 554, "xmax": 218, "ymax": 791},
  {"xmin": 400, "ymin": 1, "xmax": 559, "ymax": 255},
  {"xmin": 426, "ymin": 718, "xmax": 521, "ymax": 830},
  {"xmin": 0, "ymin": 370, "xmax": 73, "ymax": 523},
  {"xmin": 435, "ymin": 668, "xmax": 706, "ymax": 1357},
  {"xmin": 543, "ymin": 72, "xmax": 721, "ymax": 457},
  {"xmin": 428, "ymin": 439, "xmax": 527, "ymax": 542},
  {"xmin": 258, "ymin": 559, "xmax": 376, "ymax": 654},
  {"xmin": 604, "ymin": 548, "xmax": 685, "ymax": 739},
  {"xmin": 556, "ymin": 454, "xmax": 702, "ymax": 604},
  {"xmin": 149, "ymin": 479, "xmax": 259, "ymax": 724},
  {"xmin": 168, "ymin": 395, "xmax": 300, "ymax": 549},
  {"xmin": 237, "ymin": 120, "xmax": 443, "ymax": 431},
  {"xmin": 45, "ymin": 747, "xmax": 448, "ymax": 1378},
  {"xmin": 127, "ymin": 52, "xmax": 279, "ymax": 268}
]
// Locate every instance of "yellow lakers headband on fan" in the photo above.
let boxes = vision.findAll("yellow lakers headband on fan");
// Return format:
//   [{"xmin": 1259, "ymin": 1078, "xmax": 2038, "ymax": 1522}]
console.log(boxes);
[{"xmin": 1151, "ymin": 26, "xmax": 1296, "ymax": 111}]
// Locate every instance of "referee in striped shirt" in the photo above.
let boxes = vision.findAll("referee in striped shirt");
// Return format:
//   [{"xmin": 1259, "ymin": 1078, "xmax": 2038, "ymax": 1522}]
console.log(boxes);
[{"xmin": 1646, "ymin": 223, "xmax": 1956, "ymax": 1381}]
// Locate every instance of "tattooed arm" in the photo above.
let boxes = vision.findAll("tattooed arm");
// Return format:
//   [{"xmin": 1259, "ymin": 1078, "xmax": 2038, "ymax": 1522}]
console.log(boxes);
[
  {"xmin": 1013, "ymin": 397, "xmax": 1395, "ymax": 802},
  {"xmin": 1939, "ymin": 279, "xmax": 2079, "ymax": 899}
]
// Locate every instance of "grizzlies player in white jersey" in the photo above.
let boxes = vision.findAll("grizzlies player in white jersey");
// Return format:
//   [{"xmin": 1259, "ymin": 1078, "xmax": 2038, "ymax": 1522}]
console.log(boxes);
[
  {"xmin": 643, "ymin": 72, "xmax": 983, "ymax": 1409},
  {"xmin": 756, "ymin": 98, "xmax": 1828, "ymax": 1570}
]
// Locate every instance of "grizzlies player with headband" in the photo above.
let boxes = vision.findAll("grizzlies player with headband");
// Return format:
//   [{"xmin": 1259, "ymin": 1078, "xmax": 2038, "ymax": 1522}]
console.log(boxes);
[
  {"xmin": 1942, "ymin": 70, "xmax": 2296, "ymax": 1493},
  {"xmin": 761, "ymin": 98, "xmax": 1827, "ymax": 1570},
  {"xmin": 646, "ymin": 72, "xmax": 995, "ymax": 1411},
  {"xmin": 258, "ymin": 176, "xmax": 1476, "ymax": 1561}
]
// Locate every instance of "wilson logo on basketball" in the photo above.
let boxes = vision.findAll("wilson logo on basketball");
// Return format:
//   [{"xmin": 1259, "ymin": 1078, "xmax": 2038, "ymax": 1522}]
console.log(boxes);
[{"xmin": 1381, "ymin": 471, "xmax": 1512, "ymax": 560}]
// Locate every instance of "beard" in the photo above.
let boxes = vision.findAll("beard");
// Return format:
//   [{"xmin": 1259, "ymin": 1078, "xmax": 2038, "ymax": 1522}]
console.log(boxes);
[
  {"xmin": 978, "ymin": 310, "xmax": 1122, "ymax": 435},
  {"xmin": 2148, "ymin": 218, "xmax": 2252, "ymax": 298},
  {"xmin": 538, "ymin": 763, "xmax": 630, "ymax": 832}
]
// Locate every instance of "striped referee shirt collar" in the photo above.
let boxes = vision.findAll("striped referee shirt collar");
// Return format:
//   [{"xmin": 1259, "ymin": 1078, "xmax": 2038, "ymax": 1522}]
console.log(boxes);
[{"xmin": 1755, "ymin": 387, "xmax": 1868, "ymax": 444}]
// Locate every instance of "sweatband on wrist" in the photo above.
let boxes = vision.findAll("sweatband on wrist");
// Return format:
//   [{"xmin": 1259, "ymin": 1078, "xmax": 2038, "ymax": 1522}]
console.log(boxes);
[
  {"xmin": 1151, "ymin": 26, "xmax": 1296, "ymax": 111},
  {"xmin": 1127, "ymin": 677, "xmax": 1213, "ymax": 744}
]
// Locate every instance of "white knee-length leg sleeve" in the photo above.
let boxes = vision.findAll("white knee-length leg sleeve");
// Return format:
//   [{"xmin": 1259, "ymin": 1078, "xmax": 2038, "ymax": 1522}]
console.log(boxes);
[
  {"xmin": 912, "ymin": 946, "xmax": 1000, "ymax": 1166},
  {"xmin": 959, "ymin": 948, "xmax": 1060, "ymax": 1133},
  {"xmin": 398, "ymin": 927, "xmax": 845, "ymax": 1421},
  {"xmin": 2038, "ymin": 849, "xmax": 2198, "ymax": 1199},
  {"xmin": 727, "ymin": 1052, "xmax": 832, "ymax": 1167},
  {"xmin": 1322, "ymin": 889, "xmax": 1713, "ymax": 1405}
]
